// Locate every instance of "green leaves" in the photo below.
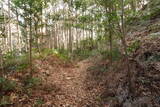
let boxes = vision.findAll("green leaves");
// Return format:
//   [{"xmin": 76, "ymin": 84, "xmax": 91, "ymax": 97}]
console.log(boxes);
[
  {"xmin": 78, "ymin": 15, "xmax": 91, "ymax": 23},
  {"xmin": 74, "ymin": 0, "xmax": 82, "ymax": 9},
  {"xmin": 0, "ymin": 77, "xmax": 16, "ymax": 92},
  {"xmin": 23, "ymin": 77, "xmax": 41, "ymax": 89},
  {"xmin": 12, "ymin": 0, "xmax": 45, "ymax": 18}
]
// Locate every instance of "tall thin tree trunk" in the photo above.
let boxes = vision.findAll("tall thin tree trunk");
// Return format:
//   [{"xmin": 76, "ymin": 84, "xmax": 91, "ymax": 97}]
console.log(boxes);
[
  {"xmin": 106, "ymin": 6, "xmax": 113, "ymax": 67},
  {"xmin": 54, "ymin": 24, "xmax": 58, "ymax": 49},
  {"xmin": 0, "ymin": 48, "xmax": 4, "ymax": 77},
  {"xmin": 8, "ymin": 0, "xmax": 12, "ymax": 51},
  {"xmin": 68, "ymin": 8, "xmax": 72, "ymax": 52},
  {"xmin": 49, "ymin": 15, "xmax": 53, "ymax": 49},
  {"xmin": 35, "ymin": 22, "xmax": 41, "ymax": 54},
  {"xmin": 1, "ymin": 4, "xmax": 7, "ymax": 50},
  {"xmin": 121, "ymin": 0, "xmax": 134, "ymax": 95},
  {"xmin": 16, "ymin": 8, "xmax": 20, "ymax": 50},
  {"xmin": 91, "ymin": 19, "xmax": 94, "ymax": 48},
  {"xmin": 51, "ymin": 24, "xmax": 54, "ymax": 49},
  {"xmin": 29, "ymin": 15, "xmax": 33, "ymax": 74}
]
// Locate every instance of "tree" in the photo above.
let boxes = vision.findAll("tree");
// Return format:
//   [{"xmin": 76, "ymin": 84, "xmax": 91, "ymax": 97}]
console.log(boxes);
[
  {"xmin": 0, "ymin": 5, "xmax": 6, "ymax": 76},
  {"xmin": 12, "ymin": 0, "xmax": 48, "ymax": 73},
  {"xmin": 8, "ymin": 0, "xmax": 12, "ymax": 51},
  {"xmin": 121, "ymin": 0, "xmax": 135, "ymax": 95}
]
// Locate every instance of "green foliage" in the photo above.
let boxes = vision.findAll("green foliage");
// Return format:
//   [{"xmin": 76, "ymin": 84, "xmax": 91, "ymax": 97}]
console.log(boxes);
[
  {"xmin": 34, "ymin": 99, "xmax": 44, "ymax": 107},
  {"xmin": 51, "ymin": 12, "xmax": 61, "ymax": 21},
  {"xmin": 0, "ymin": 96, "xmax": 12, "ymax": 106},
  {"xmin": 33, "ymin": 48, "xmax": 71, "ymax": 62},
  {"xmin": 0, "ymin": 77, "xmax": 16, "ymax": 92},
  {"xmin": 40, "ymin": 48, "xmax": 56, "ymax": 57},
  {"xmin": 72, "ymin": 38, "xmax": 98, "ymax": 60},
  {"xmin": 3, "ymin": 50, "xmax": 29, "ymax": 71},
  {"xmin": 100, "ymin": 47, "xmax": 121, "ymax": 61},
  {"xmin": 73, "ymin": 49, "xmax": 92, "ymax": 60},
  {"xmin": 127, "ymin": 40, "xmax": 140, "ymax": 54},
  {"xmin": 0, "ymin": 13, "xmax": 7, "ymax": 38},
  {"xmin": 147, "ymin": 54, "xmax": 160, "ymax": 62},
  {"xmin": 127, "ymin": 0, "xmax": 160, "ymax": 25},
  {"xmin": 78, "ymin": 15, "xmax": 92, "ymax": 23},
  {"xmin": 149, "ymin": 0, "xmax": 160, "ymax": 19},
  {"xmin": 23, "ymin": 77, "xmax": 41, "ymax": 89},
  {"xmin": 33, "ymin": 48, "xmax": 55, "ymax": 59},
  {"xmin": 80, "ymin": 38, "xmax": 95, "ymax": 49},
  {"xmin": 72, "ymin": 36, "xmax": 122, "ymax": 61},
  {"xmin": 73, "ymin": 0, "xmax": 82, "ymax": 9},
  {"xmin": 56, "ymin": 49, "xmax": 71, "ymax": 61},
  {"xmin": 126, "ymin": 16, "xmax": 140, "ymax": 25}
]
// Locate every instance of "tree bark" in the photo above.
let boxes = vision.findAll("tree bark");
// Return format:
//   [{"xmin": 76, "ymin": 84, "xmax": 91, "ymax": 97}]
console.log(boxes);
[
  {"xmin": 16, "ymin": 8, "xmax": 20, "ymax": 50},
  {"xmin": 121, "ymin": 0, "xmax": 134, "ymax": 95},
  {"xmin": 68, "ymin": 7, "xmax": 73, "ymax": 52},
  {"xmin": 29, "ymin": 15, "xmax": 33, "ymax": 74},
  {"xmin": 0, "ymin": 48, "xmax": 4, "ymax": 77},
  {"xmin": 8, "ymin": 0, "xmax": 12, "ymax": 51}
]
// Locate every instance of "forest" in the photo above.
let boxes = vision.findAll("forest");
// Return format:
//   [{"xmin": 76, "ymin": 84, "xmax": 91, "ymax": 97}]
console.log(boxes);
[{"xmin": 0, "ymin": 0, "xmax": 160, "ymax": 106}]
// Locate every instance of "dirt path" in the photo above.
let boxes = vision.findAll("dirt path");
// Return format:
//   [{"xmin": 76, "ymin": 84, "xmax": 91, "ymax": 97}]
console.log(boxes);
[
  {"xmin": 50, "ymin": 59, "xmax": 92, "ymax": 106},
  {"xmin": 35, "ymin": 58, "xmax": 102, "ymax": 107}
]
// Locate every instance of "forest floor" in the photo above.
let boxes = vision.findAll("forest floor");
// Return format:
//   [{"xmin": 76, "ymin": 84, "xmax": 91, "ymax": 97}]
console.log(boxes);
[
  {"xmin": 10, "ymin": 56, "xmax": 107, "ymax": 107},
  {"xmin": 35, "ymin": 57, "xmax": 98, "ymax": 107},
  {"xmin": 2, "ymin": 18, "xmax": 160, "ymax": 107}
]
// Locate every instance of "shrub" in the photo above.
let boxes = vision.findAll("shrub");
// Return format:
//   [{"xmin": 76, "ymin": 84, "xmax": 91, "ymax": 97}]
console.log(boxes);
[
  {"xmin": 34, "ymin": 99, "xmax": 44, "ymax": 107},
  {"xmin": 56, "ymin": 49, "xmax": 70, "ymax": 61},
  {"xmin": 127, "ymin": 40, "xmax": 140, "ymax": 54},
  {"xmin": 3, "ymin": 50, "xmax": 29, "ymax": 71},
  {"xmin": 23, "ymin": 77, "xmax": 41, "ymax": 89},
  {"xmin": 0, "ymin": 96, "xmax": 12, "ymax": 106},
  {"xmin": 100, "ymin": 47, "xmax": 121, "ymax": 61},
  {"xmin": 0, "ymin": 77, "xmax": 16, "ymax": 92},
  {"xmin": 72, "ymin": 49, "xmax": 93, "ymax": 60}
]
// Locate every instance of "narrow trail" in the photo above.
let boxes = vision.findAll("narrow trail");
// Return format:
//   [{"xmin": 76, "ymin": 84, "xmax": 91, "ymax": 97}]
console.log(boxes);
[
  {"xmin": 50, "ymin": 59, "xmax": 93, "ymax": 106},
  {"xmin": 35, "ymin": 58, "xmax": 102, "ymax": 107}
]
